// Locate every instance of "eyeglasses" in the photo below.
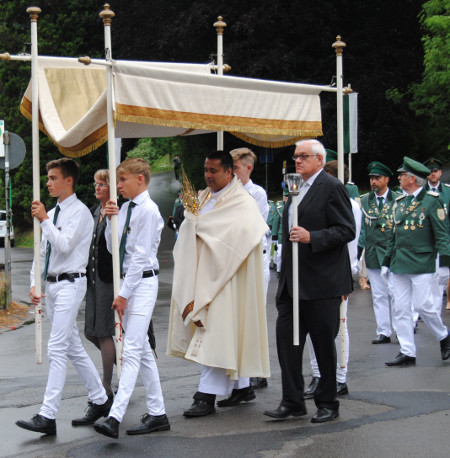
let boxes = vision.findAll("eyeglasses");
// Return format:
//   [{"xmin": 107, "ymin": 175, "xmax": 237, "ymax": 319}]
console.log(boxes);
[
  {"xmin": 93, "ymin": 182, "xmax": 109, "ymax": 189},
  {"xmin": 292, "ymin": 154, "xmax": 316, "ymax": 161}
]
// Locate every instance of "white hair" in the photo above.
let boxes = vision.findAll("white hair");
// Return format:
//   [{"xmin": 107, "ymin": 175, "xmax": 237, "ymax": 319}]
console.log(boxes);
[
  {"xmin": 295, "ymin": 139, "xmax": 326, "ymax": 161},
  {"xmin": 406, "ymin": 172, "xmax": 426, "ymax": 187}
]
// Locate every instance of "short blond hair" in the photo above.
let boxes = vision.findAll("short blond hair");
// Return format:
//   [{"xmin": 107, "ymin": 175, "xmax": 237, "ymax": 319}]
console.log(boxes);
[
  {"xmin": 117, "ymin": 158, "xmax": 151, "ymax": 185},
  {"xmin": 94, "ymin": 169, "xmax": 110, "ymax": 186},
  {"xmin": 229, "ymin": 147, "xmax": 257, "ymax": 168}
]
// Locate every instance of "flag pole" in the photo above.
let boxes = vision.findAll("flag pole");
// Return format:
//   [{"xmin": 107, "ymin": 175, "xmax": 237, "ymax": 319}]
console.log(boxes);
[
  {"xmin": 99, "ymin": 3, "xmax": 122, "ymax": 378},
  {"xmin": 27, "ymin": 6, "xmax": 43, "ymax": 364},
  {"xmin": 214, "ymin": 16, "xmax": 226, "ymax": 151}
]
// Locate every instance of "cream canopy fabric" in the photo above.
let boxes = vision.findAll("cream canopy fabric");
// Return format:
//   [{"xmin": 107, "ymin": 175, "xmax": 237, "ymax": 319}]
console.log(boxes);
[{"xmin": 20, "ymin": 57, "xmax": 323, "ymax": 157}]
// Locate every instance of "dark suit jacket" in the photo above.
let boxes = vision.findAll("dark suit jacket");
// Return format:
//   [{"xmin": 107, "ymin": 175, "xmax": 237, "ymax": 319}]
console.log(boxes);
[
  {"xmin": 276, "ymin": 170, "xmax": 355, "ymax": 301},
  {"xmin": 90, "ymin": 204, "xmax": 113, "ymax": 283}
]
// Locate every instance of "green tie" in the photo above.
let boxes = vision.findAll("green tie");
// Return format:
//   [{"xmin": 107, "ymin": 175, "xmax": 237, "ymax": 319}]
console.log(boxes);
[
  {"xmin": 405, "ymin": 195, "xmax": 414, "ymax": 205},
  {"xmin": 43, "ymin": 205, "xmax": 60, "ymax": 279},
  {"xmin": 119, "ymin": 201, "xmax": 136, "ymax": 275},
  {"xmin": 378, "ymin": 196, "xmax": 384, "ymax": 210},
  {"xmin": 431, "ymin": 187, "xmax": 437, "ymax": 192}
]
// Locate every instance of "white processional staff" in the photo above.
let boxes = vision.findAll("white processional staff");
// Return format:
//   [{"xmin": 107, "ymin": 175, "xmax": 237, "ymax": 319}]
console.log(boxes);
[
  {"xmin": 99, "ymin": 4, "xmax": 123, "ymax": 379},
  {"xmin": 213, "ymin": 16, "xmax": 226, "ymax": 151},
  {"xmin": 286, "ymin": 173, "xmax": 302, "ymax": 345},
  {"xmin": 333, "ymin": 36, "xmax": 349, "ymax": 367},
  {"xmin": 28, "ymin": 6, "xmax": 43, "ymax": 365}
]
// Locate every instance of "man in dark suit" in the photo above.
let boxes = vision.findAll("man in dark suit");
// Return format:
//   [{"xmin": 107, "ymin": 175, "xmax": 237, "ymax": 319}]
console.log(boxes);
[{"xmin": 264, "ymin": 139, "xmax": 355, "ymax": 423}]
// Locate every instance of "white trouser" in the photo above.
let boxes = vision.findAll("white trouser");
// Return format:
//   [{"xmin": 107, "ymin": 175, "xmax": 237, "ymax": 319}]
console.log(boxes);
[
  {"xmin": 431, "ymin": 257, "xmax": 449, "ymax": 312},
  {"xmin": 276, "ymin": 244, "xmax": 282, "ymax": 273},
  {"xmin": 392, "ymin": 273, "xmax": 448, "ymax": 357},
  {"xmin": 109, "ymin": 276, "xmax": 165, "ymax": 422},
  {"xmin": 40, "ymin": 278, "xmax": 107, "ymax": 419},
  {"xmin": 367, "ymin": 268, "xmax": 395, "ymax": 337},
  {"xmin": 306, "ymin": 299, "xmax": 349, "ymax": 383},
  {"xmin": 264, "ymin": 235, "xmax": 271, "ymax": 296},
  {"xmin": 198, "ymin": 366, "xmax": 250, "ymax": 396}
]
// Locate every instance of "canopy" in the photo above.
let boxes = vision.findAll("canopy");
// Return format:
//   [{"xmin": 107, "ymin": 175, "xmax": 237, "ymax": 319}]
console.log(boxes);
[{"xmin": 20, "ymin": 57, "xmax": 324, "ymax": 157}]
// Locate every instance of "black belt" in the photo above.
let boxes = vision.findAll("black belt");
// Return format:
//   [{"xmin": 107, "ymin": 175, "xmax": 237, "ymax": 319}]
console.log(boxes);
[
  {"xmin": 120, "ymin": 269, "xmax": 159, "ymax": 279},
  {"xmin": 47, "ymin": 273, "xmax": 86, "ymax": 283}
]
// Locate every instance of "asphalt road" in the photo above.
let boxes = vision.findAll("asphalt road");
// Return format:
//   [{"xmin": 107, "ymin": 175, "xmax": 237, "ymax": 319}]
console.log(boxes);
[{"xmin": 1, "ymin": 172, "xmax": 450, "ymax": 457}]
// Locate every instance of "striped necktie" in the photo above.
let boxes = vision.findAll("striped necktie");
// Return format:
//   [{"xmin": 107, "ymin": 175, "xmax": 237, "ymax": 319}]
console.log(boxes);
[
  {"xmin": 43, "ymin": 205, "xmax": 60, "ymax": 279},
  {"xmin": 119, "ymin": 201, "xmax": 136, "ymax": 275}
]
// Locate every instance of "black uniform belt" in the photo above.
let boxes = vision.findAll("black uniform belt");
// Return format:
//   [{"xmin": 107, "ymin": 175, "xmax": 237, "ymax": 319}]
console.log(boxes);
[
  {"xmin": 46, "ymin": 273, "xmax": 86, "ymax": 283},
  {"xmin": 120, "ymin": 269, "xmax": 159, "ymax": 279}
]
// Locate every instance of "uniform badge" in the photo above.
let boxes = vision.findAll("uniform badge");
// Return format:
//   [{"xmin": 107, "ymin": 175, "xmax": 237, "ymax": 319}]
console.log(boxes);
[{"xmin": 437, "ymin": 208, "xmax": 445, "ymax": 220}]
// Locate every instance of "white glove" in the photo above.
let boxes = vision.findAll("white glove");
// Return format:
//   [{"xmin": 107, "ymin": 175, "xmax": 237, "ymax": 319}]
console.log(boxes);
[
  {"xmin": 438, "ymin": 266, "xmax": 449, "ymax": 286},
  {"xmin": 381, "ymin": 266, "xmax": 390, "ymax": 281}
]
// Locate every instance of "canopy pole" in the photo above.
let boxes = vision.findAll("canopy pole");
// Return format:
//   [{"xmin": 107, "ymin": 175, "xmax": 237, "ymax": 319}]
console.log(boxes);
[
  {"xmin": 333, "ymin": 35, "xmax": 346, "ymax": 184},
  {"xmin": 27, "ymin": 6, "xmax": 43, "ymax": 365},
  {"xmin": 214, "ymin": 16, "xmax": 226, "ymax": 151},
  {"xmin": 100, "ymin": 3, "xmax": 122, "ymax": 379}
]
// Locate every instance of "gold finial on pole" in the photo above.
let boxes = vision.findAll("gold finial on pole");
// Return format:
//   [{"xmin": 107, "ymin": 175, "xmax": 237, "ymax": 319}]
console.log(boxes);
[
  {"xmin": 214, "ymin": 16, "xmax": 227, "ymax": 35},
  {"xmin": 332, "ymin": 35, "xmax": 346, "ymax": 56},
  {"xmin": 78, "ymin": 56, "xmax": 92, "ymax": 65},
  {"xmin": 26, "ymin": 6, "xmax": 41, "ymax": 22},
  {"xmin": 100, "ymin": 3, "xmax": 115, "ymax": 25},
  {"xmin": 0, "ymin": 53, "xmax": 11, "ymax": 61},
  {"xmin": 223, "ymin": 64, "xmax": 232, "ymax": 72}
]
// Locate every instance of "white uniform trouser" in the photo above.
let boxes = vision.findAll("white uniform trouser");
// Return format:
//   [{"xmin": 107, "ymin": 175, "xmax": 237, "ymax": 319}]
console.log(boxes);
[
  {"xmin": 264, "ymin": 234, "xmax": 271, "ymax": 296},
  {"xmin": 40, "ymin": 278, "xmax": 107, "ymax": 419},
  {"xmin": 431, "ymin": 257, "xmax": 449, "ymax": 312},
  {"xmin": 392, "ymin": 273, "xmax": 448, "ymax": 357},
  {"xmin": 276, "ymin": 244, "xmax": 282, "ymax": 273},
  {"xmin": 306, "ymin": 299, "xmax": 349, "ymax": 383},
  {"xmin": 367, "ymin": 268, "xmax": 395, "ymax": 337},
  {"xmin": 198, "ymin": 366, "xmax": 250, "ymax": 396},
  {"xmin": 109, "ymin": 276, "xmax": 165, "ymax": 422}
]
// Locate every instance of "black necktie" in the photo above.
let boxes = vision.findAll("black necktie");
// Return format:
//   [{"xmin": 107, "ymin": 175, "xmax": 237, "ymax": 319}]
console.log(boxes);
[
  {"xmin": 43, "ymin": 205, "xmax": 60, "ymax": 279},
  {"xmin": 431, "ymin": 187, "xmax": 437, "ymax": 192},
  {"xmin": 119, "ymin": 201, "xmax": 136, "ymax": 275}
]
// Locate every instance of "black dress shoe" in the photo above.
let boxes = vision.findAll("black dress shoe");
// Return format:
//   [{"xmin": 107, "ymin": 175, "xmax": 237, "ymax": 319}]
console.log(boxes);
[
  {"xmin": 16, "ymin": 414, "xmax": 56, "ymax": 435},
  {"xmin": 372, "ymin": 334, "xmax": 391, "ymax": 344},
  {"xmin": 311, "ymin": 407, "xmax": 339, "ymax": 423},
  {"xmin": 304, "ymin": 376, "xmax": 320, "ymax": 399},
  {"xmin": 385, "ymin": 352, "xmax": 416, "ymax": 366},
  {"xmin": 183, "ymin": 399, "xmax": 215, "ymax": 417},
  {"xmin": 217, "ymin": 386, "xmax": 255, "ymax": 407},
  {"xmin": 94, "ymin": 416, "xmax": 120, "ymax": 439},
  {"xmin": 336, "ymin": 382, "xmax": 349, "ymax": 397},
  {"xmin": 440, "ymin": 333, "xmax": 450, "ymax": 360},
  {"xmin": 250, "ymin": 377, "xmax": 268, "ymax": 389},
  {"xmin": 72, "ymin": 395, "xmax": 113, "ymax": 426},
  {"xmin": 263, "ymin": 405, "xmax": 307, "ymax": 420},
  {"xmin": 126, "ymin": 413, "xmax": 170, "ymax": 435}
]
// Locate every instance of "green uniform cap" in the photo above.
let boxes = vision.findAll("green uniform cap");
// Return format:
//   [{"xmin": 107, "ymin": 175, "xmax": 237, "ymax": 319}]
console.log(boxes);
[
  {"xmin": 367, "ymin": 161, "xmax": 393, "ymax": 177},
  {"xmin": 397, "ymin": 156, "xmax": 431, "ymax": 179},
  {"xmin": 325, "ymin": 149, "xmax": 337, "ymax": 162},
  {"xmin": 422, "ymin": 157, "xmax": 444, "ymax": 171}
]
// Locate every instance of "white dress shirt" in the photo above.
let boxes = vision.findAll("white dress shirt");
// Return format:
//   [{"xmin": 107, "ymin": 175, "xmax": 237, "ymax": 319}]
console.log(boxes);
[
  {"xmin": 106, "ymin": 189, "xmax": 163, "ymax": 300},
  {"xmin": 30, "ymin": 193, "xmax": 94, "ymax": 287}
]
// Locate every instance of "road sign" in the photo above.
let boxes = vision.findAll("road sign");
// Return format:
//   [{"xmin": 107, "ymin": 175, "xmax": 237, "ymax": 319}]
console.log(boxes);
[{"xmin": 0, "ymin": 132, "xmax": 26, "ymax": 169}]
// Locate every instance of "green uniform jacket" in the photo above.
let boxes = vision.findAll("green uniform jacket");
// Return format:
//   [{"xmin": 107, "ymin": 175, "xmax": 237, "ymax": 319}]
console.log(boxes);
[
  {"xmin": 382, "ymin": 189, "xmax": 450, "ymax": 274},
  {"xmin": 345, "ymin": 182, "xmax": 360, "ymax": 201},
  {"xmin": 274, "ymin": 200, "xmax": 285, "ymax": 241},
  {"xmin": 360, "ymin": 189, "xmax": 401, "ymax": 269},
  {"xmin": 425, "ymin": 182, "xmax": 450, "ymax": 231}
]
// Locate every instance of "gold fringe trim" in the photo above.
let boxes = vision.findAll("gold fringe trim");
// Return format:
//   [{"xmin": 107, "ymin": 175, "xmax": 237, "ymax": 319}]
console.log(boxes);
[
  {"xmin": 230, "ymin": 131, "xmax": 323, "ymax": 148},
  {"xmin": 20, "ymin": 97, "xmax": 109, "ymax": 157},
  {"xmin": 116, "ymin": 104, "xmax": 322, "ymax": 136}
]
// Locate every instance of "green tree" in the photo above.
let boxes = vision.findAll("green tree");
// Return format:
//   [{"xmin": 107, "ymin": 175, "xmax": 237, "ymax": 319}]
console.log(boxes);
[{"xmin": 410, "ymin": 0, "xmax": 450, "ymax": 152}]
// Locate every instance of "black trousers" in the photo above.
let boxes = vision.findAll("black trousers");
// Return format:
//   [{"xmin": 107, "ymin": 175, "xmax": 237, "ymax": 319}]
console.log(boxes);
[{"xmin": 276, "ymin": 285, "xmax": 340, "ymax": 410}]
